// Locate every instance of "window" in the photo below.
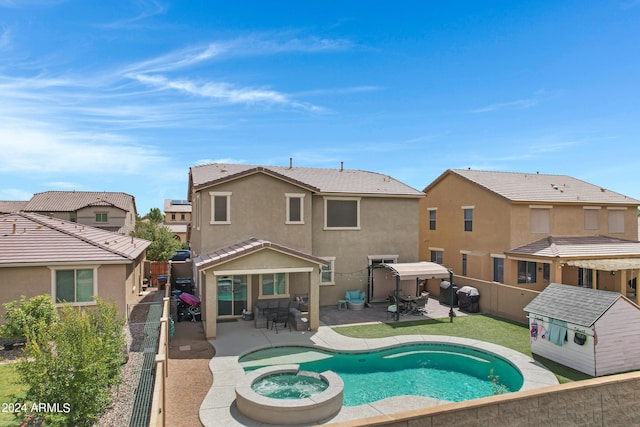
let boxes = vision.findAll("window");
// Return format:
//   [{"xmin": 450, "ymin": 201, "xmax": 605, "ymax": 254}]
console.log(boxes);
[
  {"xmin": 493, "ymin": 257, "xmax": 504, "ymax": 283},
  {"xmin": 430, "ymin": 249, "xmax": 443, "ymax": 265},
  {"xmin": 530, "ymin": 207, "xmax": 550, "ymax": 234},
  {"xmin": 171, "ymin": 213, "xmax": 176, "ymax": 221},
  {"xmin": 209, "ymin": 192, "xmax": 231, "ymax": 224},
  {"xmin": 70, "ymin": 212, "xmax": 77, "ymax": 223},
  {"xmin": 320, "ymin": 257, "xmax": 335, "ymax": 285},
  {"xmin": 608, "ymin": 208, "xmax": 625, "ymax": 234},
  {"xmin": 95, "ymin": 212, "xmax": 108, "ymax": 223},
  {"xmin": 52, "ymin": 267, "xmax": 96, "ymax": 304},
  {"xmin": 369, "ymin": 255, "xmax": 398, "ymax": 268},
  {"xmin": 543, "ymin": 263, "xmax": 550, "ymax": 282},
  {"xmin": 584, "ymin": 208, "xmax": 600, "ymax": 230},
  {"xmin": 286, "ymin": 193, "xmax": 305, "ymax": 224},
  {"xmin": 461, "ymin": 253, "xmax": 467, "ymax": 276},
  {"xmin": 180, "ymin": 213, "xmax": 186, "ymax": 221},
  {"xmin": 260, "ymin": 273, "xmax": 287, "ymax": 297},
  {"xmin": 517, "ymin": 261, "xmax": 537, "ymax": 284},
  {"xmin": 195, "ymin": 194, "xmax": 201, "ymax": 230},
  {"xmin": 463, "ymin": 207, "xmax": 473, "ymax": 232},
  {"xmin": 428, "ymin": 209, "xmax": 437, "ymax": 230},
  {"xmin": 325, "ymin": 197, "xmax": 360, "ymax": 229},
  {"xmin": 578, "ymin": 268, "xmax": 593, "ymax": 287}
]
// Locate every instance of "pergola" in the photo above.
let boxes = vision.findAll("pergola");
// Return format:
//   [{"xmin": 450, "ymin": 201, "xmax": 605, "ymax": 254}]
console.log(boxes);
[{"xmin": 374, "ymin": 262, "xmax": 452, "ymax": 321}]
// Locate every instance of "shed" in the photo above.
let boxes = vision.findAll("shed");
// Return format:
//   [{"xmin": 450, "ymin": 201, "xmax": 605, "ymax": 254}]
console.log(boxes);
[{"xmin": 524, "ymin": 283, "xmax": 640, "ymax": 376}]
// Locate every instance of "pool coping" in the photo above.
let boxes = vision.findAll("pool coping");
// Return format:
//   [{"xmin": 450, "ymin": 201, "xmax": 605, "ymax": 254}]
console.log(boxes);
[{"xmin": 200, "ymin": 326, "xmax": 559, "ymax": 426}]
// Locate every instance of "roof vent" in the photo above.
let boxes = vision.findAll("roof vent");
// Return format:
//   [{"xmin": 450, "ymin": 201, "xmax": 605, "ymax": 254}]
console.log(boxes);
[
  {"xmin": 289, "ymin": 157, "xmax": 293, "ymax": 169},
  {"xmin": 340, "ymin": 161, "xmax": 344, "ymax": 171},
  {"xmin": 600, "ymin": 188, "xmax": 605, "ymax": 192}
]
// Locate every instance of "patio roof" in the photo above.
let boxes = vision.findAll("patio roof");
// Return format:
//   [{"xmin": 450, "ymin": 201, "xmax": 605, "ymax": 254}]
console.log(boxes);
[
  {"xmin": 566, "ymin": 258, "xmax": 640, "ymax": 271},
  {"xmin": 378, "ymin": 261, "xmax": 451, "ymax": 280}
]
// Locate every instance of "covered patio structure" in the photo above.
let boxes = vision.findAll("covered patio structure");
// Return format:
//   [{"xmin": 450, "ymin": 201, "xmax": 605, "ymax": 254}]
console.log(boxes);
[{"xmin": 372, "ymin": 261, "xmax": 452, "ymax": 321}]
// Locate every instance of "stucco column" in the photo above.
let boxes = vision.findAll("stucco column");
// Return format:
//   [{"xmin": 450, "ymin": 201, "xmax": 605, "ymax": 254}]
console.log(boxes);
[
  {"xmin": 554, "ymin": 261, "xmax": 563, "ymax": 283},
  {"xmin": 619, "ymin": 269, "xmax": 627, "ymax": 296},
  {"xmin": 309, "ymin": 267, "xmax": 320, "ymax": 331},
  {"xmin": 205, "ymin": 270, "xmax": 217, "ymax": 339},
  {"xmin": 593, "ymin": 269, "xmax": 598, "ymax": 290}
]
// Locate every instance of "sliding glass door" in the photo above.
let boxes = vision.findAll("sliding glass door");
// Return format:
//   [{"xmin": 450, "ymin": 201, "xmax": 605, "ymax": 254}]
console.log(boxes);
[{"xmin": 217, "ymin": 275, "xmax": 247, "ymax": 316}]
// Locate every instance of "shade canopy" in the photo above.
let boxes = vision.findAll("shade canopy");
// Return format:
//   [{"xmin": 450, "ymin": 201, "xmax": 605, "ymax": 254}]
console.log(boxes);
[
  {"xmin": 566, "ymin": 258, "xmax": 640, "ymax": 272},
  {"xmin": 378, "ymin": 261, "xmax": 450, "ymax": 280}
]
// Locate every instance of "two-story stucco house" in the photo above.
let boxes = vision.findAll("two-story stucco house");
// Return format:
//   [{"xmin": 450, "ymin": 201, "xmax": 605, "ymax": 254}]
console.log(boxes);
[
  {"xmin": 420, "ymin": 169, "xmax": 640, "ymax": 305},
  {"xmin": 163, "ymin": 199, "xmax": 192, "ymax": 244},
  {"xmin": 188, "ymin": 162, "xmax": 424, "ymax": 338},
  {"xmin": 23, "ymin": 191, "xmax": 138, "ymax": 235}
]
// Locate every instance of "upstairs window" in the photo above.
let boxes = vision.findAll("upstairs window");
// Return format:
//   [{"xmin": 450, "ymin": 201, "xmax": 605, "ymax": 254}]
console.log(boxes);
[
  {"xmin": 584, "ymin": 207, "xmax": 600, "ymax": 230},
  {"xmin": 70, "ymin": 212, "xmax": 77, "ymax": 223},
  {"xmin": 608, "ymin": 208, "xmax": 625, "ymax": 234},
  {"xmin": 171, "ymin": 213, "xmax": 176, "ymax": 221},
  {"xmin": 286, "ymin": 193, "xmax": 305, "ymax": 224},
  {"xmin": 428, "ymin": 209, "xmax": 437, "ymax": 230},
  {"xmin": 517, "ymin": 261, "xmax": 537, "ymax": 284},
  {"xmin": 325, "ymin": 197, "xmax": 360, "ymax": 229},
  {"xmin": 530, "ymin": 206, "xmax": 550, "ymax": 234},
  {"xmin": 463, "ymin": 207, "xmax": 473, "ymax": 232},
  {"xmin": 210, "ymin": 192, "xmax": 231, "ymax": 224},
  {"xmin": 95, "ymin": 212, "xmax": 108, "ymax": 223}
]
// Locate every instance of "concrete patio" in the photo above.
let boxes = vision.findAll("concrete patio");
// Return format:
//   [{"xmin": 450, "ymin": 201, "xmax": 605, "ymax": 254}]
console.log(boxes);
[{"xmin": 198, "ymin": 298, "xmax": 558, "ymax": 426}]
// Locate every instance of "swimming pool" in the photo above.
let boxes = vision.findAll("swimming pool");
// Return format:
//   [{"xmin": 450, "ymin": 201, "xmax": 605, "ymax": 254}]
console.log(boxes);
[{"xmin": 239, "ymin": 343, "xmax": 523, "ymax": 406}]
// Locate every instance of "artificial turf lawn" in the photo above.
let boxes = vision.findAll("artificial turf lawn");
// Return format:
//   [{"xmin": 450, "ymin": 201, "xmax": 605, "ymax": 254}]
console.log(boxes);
[{"xmin": 332, "ymin": 313, "xmax": 592, "ymax": 384}]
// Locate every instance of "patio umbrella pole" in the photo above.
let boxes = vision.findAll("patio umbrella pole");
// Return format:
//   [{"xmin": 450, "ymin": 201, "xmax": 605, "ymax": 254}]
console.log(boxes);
[{"xmin": 449, "ymin": 270, "xmax": 455, "ymax": 323}]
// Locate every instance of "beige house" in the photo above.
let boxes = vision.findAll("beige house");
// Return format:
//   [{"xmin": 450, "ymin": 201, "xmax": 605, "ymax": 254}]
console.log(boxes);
[
  {"xmin": 0, "ymin": 201, "xmax": 28, "ymax": 214},
  {"xmin": 23, "ymin": 191, "xmax": 138, "ymax": 235},
  {"xmin": 0, "ymin": 212, "xmax": 150, "ymax": 320},
  {"xmin": 420, "ymin": 169, "xmax": 640, "ymax": 305},
  {"xmin": 163, "ymin": 199, "xmax": 191, "ymax": 244},
  {"xmin": 188, "ymin": 162, "xmax": 424, "ymax": 338}
]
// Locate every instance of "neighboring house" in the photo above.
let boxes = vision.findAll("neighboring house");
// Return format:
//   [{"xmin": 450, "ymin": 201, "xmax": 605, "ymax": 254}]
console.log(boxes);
[
  {"xmin": 23, "ymin": 191, "xmax": 138, "ymax": 235},
  {"xmin": 163, "ymin": 199, "xmax": 192, "ymax": 244},
  {"xmin": 0, "ymin": 212, "xmax": 150, "ymax": 319},
  {"xmin": 188, "ymin": 162, "xmax": 424, "ymax": 338},
  {"xmin": 0, "ymin": 201, "xmax": 28, "ymax": 214},
  {"xmin": 420, "ymin": 169, "xmax": 640, "ymax": 305},
  {"xmin": 524, "ymin": 283, "xmax": 640, "ymax": 376}
]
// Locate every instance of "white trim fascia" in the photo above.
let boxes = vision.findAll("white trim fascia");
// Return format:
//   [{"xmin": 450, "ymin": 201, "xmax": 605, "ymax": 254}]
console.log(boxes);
[
  {"xmin": 428, "ymin": 247, "xmax": 444, "ymax": 252},
  {"xmin": 529, "ymin": 205, "xmax": 553, "ymax": 209},
  {"xmin": 367, "ymin": 254, "xmax": 399, "ymax": 261},
  {"xmin": 461, "ymin": 205, "xmax": 475, "ymax": 210},
  {"xmin": 213, "ymin": 267, "xmax": 314, "ymax": 276},
  {"xmin": 460, "ymin": 250, "xmax": 472, "ymax": 255},
  {"xmin": 490, "ymin": 253, "xmax": 506, "ymax": 259},
  {"xmin": 583, "ymin": 206, "xmax": 602, "ymax": 210},
  {"xmin": 606, "ymin": 207, "xmax": 627, "ymax": 210}
]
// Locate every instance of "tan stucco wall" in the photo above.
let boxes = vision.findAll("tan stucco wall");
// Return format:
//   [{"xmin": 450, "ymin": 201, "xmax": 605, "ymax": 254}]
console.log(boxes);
[
  {"xmin": 0, "ymin": 261, "xmax": 142, "ymax": 324},
  {"xmin": 76, "ymin": 205, "xmax": 136, "ymax": 235},
  {"xmin": 192, "ymin": 173, "xmax": 313, "ymax": 256},
  {"xmin": 313, "ymin": 196, "xmax": 420, "ymax": 306}
]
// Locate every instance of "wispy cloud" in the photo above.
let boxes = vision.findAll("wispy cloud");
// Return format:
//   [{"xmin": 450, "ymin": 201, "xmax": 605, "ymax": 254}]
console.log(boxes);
[
  {"xmin": 469, "ymin": 98, "xmax": 539, "ymax": 113},
  {"xmin": 0, "ymin": 26, "xmax": 11, "ymax": 50},
  {"xmin": 0, "ymin": 0, "xmax": 67, "ymax": 8},
  {"xmin": 97, "ymin": 0, "xmax": 168, "ymax": 29},
  {"xmin": 195, "ymin": 158, "xmax": 246, "ymax": 166}
]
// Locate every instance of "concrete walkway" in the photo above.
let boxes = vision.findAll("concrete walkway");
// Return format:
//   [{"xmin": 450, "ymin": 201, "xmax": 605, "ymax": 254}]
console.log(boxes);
[{"xmin": 199, "ymin": 301, "xmax": 559, "ymax": 426}]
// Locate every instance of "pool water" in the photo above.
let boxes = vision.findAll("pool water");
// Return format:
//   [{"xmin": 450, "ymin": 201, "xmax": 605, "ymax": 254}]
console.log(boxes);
[
  {"xmin": 251, "ymin": 372, "xmax": 329, "ymax": 399},
  {"xmin": 240, "ymin": 344, "xmax": 523, "ymax": 406}
]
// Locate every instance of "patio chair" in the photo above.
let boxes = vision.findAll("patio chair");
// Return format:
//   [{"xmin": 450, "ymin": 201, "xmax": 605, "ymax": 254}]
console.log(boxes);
[
  {"xmin": 413, "ymin": 294, "xmax": 428, "ymax": 315},
  {"xmin": 345, "ymin": 290, "xmax": 365, "ymax": 310},
  {"xmin": 270, "ymin": 308, "xmax": 290, "ymax": 333}
]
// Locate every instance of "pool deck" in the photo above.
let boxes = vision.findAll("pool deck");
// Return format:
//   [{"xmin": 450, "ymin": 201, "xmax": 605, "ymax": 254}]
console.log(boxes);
[{"xmin": 199, "ymin": 301, "xmax": 559, "ymax": 426}]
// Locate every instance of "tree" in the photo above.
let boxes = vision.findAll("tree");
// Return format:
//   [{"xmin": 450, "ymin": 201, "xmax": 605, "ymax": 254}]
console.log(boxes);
[
  {"xmin": 144, "ymin": 207, "xmax": 165, "ymax": 224},
  {"xmin": 17, "ymin": 298, "xmax": 125, "ymax": 427},
  {"xmin": 132, "ymin": 220, "xmax": 180, "ymax": 261}
]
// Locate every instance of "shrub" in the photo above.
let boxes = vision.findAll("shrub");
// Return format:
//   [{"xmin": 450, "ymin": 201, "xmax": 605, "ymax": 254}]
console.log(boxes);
[
  {"xmin": 0, "ymin": 295, "xmax": 57, "ymax": 342},
  {"xmin": 17, "ymin": 298, "xmax": 126, "ymax": 427}
]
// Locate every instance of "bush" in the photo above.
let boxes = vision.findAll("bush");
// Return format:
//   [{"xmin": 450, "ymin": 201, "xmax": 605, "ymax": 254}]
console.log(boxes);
[
  {"xmin": 0, "ymin": 295, "xmax": 57, "ymax": 342},
  {"xmin": 17, "ymin": 298, "xmax": 126, "ymax": 427}
]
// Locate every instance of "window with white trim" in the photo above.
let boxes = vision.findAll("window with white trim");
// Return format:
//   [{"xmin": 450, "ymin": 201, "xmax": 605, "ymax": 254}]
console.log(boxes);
[
  {"xmin": 260, "ymin": 273, "xmax": 287, "ymax": 297},
  {"xmin": 368, "ymin": 255, "xmax": 398, "ymax": 267},
  {"xmin": 428, "ymin": 208, "xmax": 437, "ymax": 230},
  {"xmin": 320, "ymin": 257, "xmax": 335, "ymax": 285},
  {"xmin": 210, "ymin": 191, "xmax": 231, "ymax": 224},
  {"xmin": 52, "ymin": 267, "xmax": 97, "ymax": 304},
  {"xmin": 463, "ymin": 208, "xmax": 473, "ymax": 232},
  {"xmin": 95, "ymin": 212, "xmax": 108, "ymax": 223},
  {"xmin": 286, "ymin": 193, "xmax": 305, "ymax": 224},
  {"xmin": 325, "ymin": 197, "xmax": 360, "ymax": 229},
  {"xmin": 517, "ymin": 261, "xmax": 537, "ymax": 284},
  {"xmin": 430, "ymin": 250, "xmax": 444, "ymax": 265}
]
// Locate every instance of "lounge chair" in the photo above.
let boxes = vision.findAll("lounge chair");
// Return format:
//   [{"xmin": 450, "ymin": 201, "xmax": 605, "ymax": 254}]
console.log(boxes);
[{"xmin": 345, "ymin": 290, "xmax": 366, "ymax": 310}]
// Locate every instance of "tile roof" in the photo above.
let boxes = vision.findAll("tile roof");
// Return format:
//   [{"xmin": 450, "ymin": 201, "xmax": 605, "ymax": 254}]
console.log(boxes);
[
  {"xmin": 0, "ymin": 212, "xmax": 150, "ymax": 265},
  {"xmin": 0, "ymin": 201, "xmax": 28, "ymax": 214},
  {"xmin": 523, "ymin": 283, "xmax": 629, "ymax": 327},
  {"xmin": 506, "ymin": 235, "xmax": 640, "ymax": 258},
  {"xmin": 194, "ymin": 237, "xmax": 329, "ymax": 271},
  {"xmin": 437, "ymin": 169, "xmax": 639, "ymax": 205},
  {"xmin": 190, "ymin": 163, "xmax": 424, "ymax": 196},
  {"xmin": 24, "ymin": 191, "xmax": 136, "ymax": 212}
]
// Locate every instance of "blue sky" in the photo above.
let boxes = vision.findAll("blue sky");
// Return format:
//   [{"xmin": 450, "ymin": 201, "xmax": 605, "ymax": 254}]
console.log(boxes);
[{"xmin": 1, "ymin": 1, "xmax": 639, "ymax": 215}]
